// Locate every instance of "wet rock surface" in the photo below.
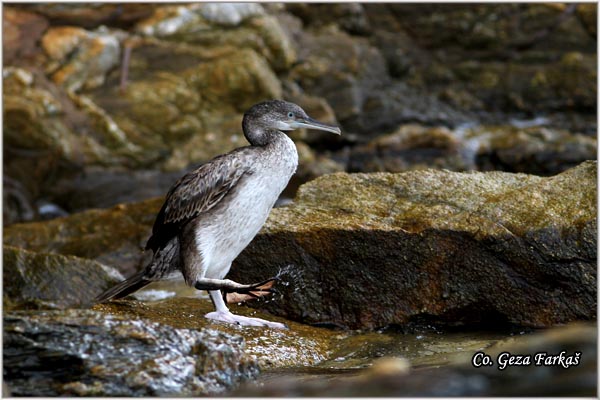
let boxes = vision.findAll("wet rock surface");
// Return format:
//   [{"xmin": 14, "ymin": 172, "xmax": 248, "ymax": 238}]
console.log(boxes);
[
  {"xmin": 234, "ymin": 322, "xmax": 597, "ymax": 396},
  {"xmin": 3, "ymin": 309, "xmax": 258, "ymax": 396},
  {"xmin": 94, "ymin": 295, "xmax": 334, "ymax": 370},
  {"xmin": 230, "ymin": 161, "xmax": 597, "ymax": 329},
  {"xmin": 3, "ymin": 245, "xmax": 121, "ymax": 310}
]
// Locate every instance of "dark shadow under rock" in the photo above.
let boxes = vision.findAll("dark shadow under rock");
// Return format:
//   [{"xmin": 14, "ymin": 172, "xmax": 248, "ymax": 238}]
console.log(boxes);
[{"xmin": 46, "ymin": 167, "xmax": 184, "ymax": 213}]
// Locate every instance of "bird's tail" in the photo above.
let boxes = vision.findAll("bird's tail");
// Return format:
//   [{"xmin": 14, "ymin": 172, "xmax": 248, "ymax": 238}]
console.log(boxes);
[{"xmin": 95, "ymin": 270, "xmax": 151, "ymax": 303}]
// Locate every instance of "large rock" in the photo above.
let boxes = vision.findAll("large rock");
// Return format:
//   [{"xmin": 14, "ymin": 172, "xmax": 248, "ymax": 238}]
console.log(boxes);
[
  {"xmin": 135, "ymin": 3, "xmax": 296, "ymax": 71},
  {"xmin": 3, "ymin": 309, "xmax": 258, "ymax": 396},
  {"xmin": 3, "ymin": 4, "xmax": 290, "ymax": 219},
  {"xmin": 472, "ymin": 125, "xmax": 597, "ymax": 175},
  {"xmin": 286, "ymin": 24, "xmax": 470, "ymax": 135},
  {"xmin": 4, "ymin": 163, "xmax": 596, "ymax": 329},
  {"xmin": 3, "ymin": 67, "xmax": 88, "ymax": 197},
  {"xmin": 3, "ymin": 245, "xmax": 121, "ymax": 310},
  {"xmin": 2, "ymin": 66, "xmax": 149, "ymax": 214},
  {"xmin": 229, "ymin": 161, "xmax": 597, "ymax": 329},
  {"xmin": 346, "ymin": 124, "xmax": 475, "ymax": 173}
]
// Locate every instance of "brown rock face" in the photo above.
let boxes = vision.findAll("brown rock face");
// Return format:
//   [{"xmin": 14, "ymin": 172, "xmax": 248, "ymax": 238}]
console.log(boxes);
[
  {"xmin": 3, "ymin": 246, "xmax": 121, "ymax": 310},
  {"xmin": 230, "ymin": 161, "xmax": 597, "ymax": 329},
  {"xmin": 3, "ymin": 198, "xmax": 163, "ymax": 277},
  {"xmin": 3, "ymin": 7, "xmax": 49, "ymax": 66},
  {"xmin": 4, "ymin": 163, "xmax": 596, "ymax": 329}
]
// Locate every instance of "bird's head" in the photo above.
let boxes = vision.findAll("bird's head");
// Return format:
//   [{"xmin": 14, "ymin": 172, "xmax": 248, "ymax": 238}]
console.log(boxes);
[{"xmin": 242, "ymin": 100, "xmax": 341, "ymax": 146}]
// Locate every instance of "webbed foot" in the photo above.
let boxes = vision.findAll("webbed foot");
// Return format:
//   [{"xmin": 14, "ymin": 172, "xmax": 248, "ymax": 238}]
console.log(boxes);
[
  {"xmin": 204, "ymin": 310, "xmax": 288, "ymax": 329},
  {"xmin": 224, "ymin": 277, "xmax": 278, "ymax": 303}
]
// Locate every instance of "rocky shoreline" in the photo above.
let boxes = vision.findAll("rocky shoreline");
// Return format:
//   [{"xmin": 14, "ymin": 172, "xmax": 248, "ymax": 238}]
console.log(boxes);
[
  {"xmin": 3, "ymin": 162, "xmax": 597, "ymax": 395},
  {"xmin": 3, "ymin": 2, "xmax": 597, "ymax": 397}
]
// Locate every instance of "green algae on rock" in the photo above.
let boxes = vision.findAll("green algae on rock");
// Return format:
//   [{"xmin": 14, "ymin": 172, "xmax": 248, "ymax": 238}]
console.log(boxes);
[
  {"xmin": 230, "ymin": 161, "xmax": 597, "ymax": 329},
  {"xmin": 3, "ymin": 245, "xmax": 122, "ymax": 310},
  {"xmin": 3, "ymin": 309, "xmax": 258, "ymax": 396}
]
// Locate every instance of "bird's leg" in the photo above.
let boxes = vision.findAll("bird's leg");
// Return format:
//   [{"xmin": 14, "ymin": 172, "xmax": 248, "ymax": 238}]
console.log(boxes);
[
  {"xmin": 225, "ymin": 278, "xmax": 277, "ymax": 304},
  {"xmin": 204, "ymin": 290, "xmax": 287, "ymax": 329},
  {"xmin": 194, "ymin": 277, "xmax": 277, "ymax": 295}
]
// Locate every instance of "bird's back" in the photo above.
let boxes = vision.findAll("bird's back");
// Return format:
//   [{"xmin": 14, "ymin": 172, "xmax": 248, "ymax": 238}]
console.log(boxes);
[{"xmin": 145, "ymin": 147, "xmax": 254, "ymax": 253}]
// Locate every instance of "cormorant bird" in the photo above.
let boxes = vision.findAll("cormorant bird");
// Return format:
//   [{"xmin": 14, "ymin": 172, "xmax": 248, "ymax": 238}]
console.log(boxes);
[{"xmin": 96, "ymin": 100, "xmax": 341, "ymax": 328}]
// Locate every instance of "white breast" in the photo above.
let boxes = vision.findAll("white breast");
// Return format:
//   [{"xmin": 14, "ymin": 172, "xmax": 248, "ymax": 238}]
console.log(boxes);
[{"xmin": 195, "ymin": 134, "xmax": 298, "ymax": 280}]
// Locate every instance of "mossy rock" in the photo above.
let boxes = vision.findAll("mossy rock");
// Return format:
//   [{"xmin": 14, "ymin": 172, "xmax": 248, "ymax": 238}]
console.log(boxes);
[
  {"xmin": 3, "ymin": 246, "xmax": 122, "ymax": 310},
  {"xmin": 3, "ymin": 198, "xmax": 163, "ymax": 276},
  {"xmin": 230, "ymin": 161, "xmax": 597, "ymax": 329}
]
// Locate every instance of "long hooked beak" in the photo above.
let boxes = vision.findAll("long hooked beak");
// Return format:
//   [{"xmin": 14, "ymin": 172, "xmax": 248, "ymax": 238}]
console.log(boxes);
[{"xmin": 290, "ymin": 117, "xmax": 341, "ymax": 135}]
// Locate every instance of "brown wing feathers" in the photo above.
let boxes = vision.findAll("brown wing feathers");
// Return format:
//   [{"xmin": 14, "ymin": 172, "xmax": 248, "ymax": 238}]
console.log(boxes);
[{"xmin": 145, "ymin": 154, "xmax": 249, "ymax": 252}]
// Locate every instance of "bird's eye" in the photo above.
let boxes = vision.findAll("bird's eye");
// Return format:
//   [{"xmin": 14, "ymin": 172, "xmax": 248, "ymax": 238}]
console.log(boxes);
[{"xmin": 287, "ymin": 112, "xmax": 294, "ymax": 118}]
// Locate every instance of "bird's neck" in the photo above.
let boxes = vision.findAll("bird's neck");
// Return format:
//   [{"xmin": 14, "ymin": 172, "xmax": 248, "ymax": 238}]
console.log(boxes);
[
  {"xmin": 245, "ymin": 126, "xmax": 286, "ymax": 147},
  {"xmin": 261, "ymin": 130, "xmax": 298, "ymax": 175}
]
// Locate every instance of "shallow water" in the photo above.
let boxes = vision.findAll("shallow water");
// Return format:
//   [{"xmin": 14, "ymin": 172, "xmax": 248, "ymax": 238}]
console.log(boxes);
[
  {"xmin": 96, "ymin": 282, "xmax": 526, "ymax": 374},
  {"xmin": 90, "ymin": 281, "xmax": 597, "ymax": 396}
]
